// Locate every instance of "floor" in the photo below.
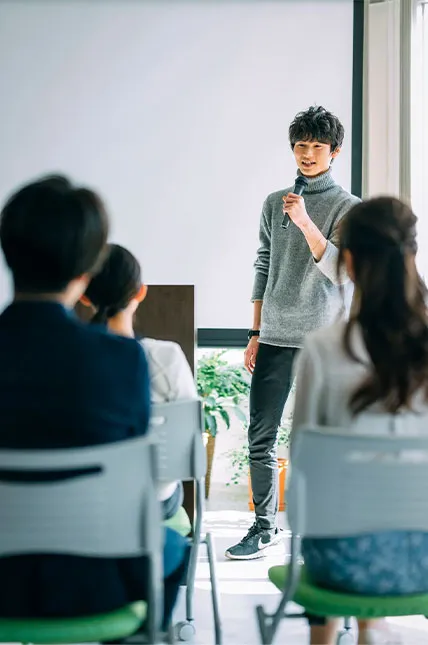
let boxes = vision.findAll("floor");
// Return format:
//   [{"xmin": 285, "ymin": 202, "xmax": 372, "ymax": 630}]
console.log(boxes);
[{"xmin": 173, "ymin": 483, "xmax": 428, "ymax": 645}]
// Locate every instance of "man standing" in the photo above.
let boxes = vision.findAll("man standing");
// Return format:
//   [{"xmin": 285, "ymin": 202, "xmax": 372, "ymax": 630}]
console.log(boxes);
[{"xmin": 226, "ymin": 106, "xmax": 360, "ymax": 560}]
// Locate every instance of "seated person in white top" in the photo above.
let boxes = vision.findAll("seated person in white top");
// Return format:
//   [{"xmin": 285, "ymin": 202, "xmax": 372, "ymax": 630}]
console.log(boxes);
[
  {"xmin": 82, "ymin": 243, "xmax": 197, "ymax": 518},
  {"xmin": 291, "ymin": 196, "xmax": 428, "ymax": 645}
]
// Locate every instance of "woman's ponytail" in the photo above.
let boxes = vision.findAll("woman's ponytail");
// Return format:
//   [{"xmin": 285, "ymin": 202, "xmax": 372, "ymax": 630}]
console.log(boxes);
[
  {"xmin": 90, "ymin": 306, "xmax": 109, "ymax": 325},
  {"xmin": 90, "ymin": 304, "xmax": 121, "ymax": 325}
]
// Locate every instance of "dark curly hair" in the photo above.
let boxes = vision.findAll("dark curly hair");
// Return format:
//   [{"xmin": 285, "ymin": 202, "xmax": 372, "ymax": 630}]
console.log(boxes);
[{"xmin": 289, "ymin": 105, "xmax": 344, "ymax": 152}]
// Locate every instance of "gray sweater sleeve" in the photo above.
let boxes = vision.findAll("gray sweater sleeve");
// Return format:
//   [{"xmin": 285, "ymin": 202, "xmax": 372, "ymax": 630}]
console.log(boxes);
[
  {"xmin": 251, "ymin": 199, "xmax": 271, "ymax": 301},
  {"xmin": 315, "ymin": 196, "xmax": 360, "ymax": 286}
]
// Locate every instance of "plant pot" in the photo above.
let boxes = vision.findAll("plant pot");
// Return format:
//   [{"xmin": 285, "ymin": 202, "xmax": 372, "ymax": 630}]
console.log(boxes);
[
  {"xmin": 277, "ymin": 444, "xmax": 289, "ymax": 460},
  {"xmin": 248, "ymin": 458, "xmax": 288, "ymax": 512},
  {"xmin": 204, "ymin": 432, "xmax": 216, "ymax": 500}
]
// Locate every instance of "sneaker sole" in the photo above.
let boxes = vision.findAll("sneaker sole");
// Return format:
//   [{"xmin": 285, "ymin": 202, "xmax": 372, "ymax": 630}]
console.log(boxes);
[
  {"xmin": 224, "ymin": 532, "xmax": 285, "ymax": 561},
  {"xmin": 224, "ymin": 549, "xmax": 266, "ymax": 560}
]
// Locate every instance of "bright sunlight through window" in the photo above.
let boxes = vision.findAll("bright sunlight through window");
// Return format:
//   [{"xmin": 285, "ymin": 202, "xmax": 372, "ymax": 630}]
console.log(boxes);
[{"xmin": 413, "ymin": 1, "xmax": 428, "ymax": 278}]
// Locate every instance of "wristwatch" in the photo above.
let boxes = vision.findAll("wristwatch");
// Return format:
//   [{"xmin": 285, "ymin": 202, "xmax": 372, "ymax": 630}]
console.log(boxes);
[{"xmin": 248, "ymin": 330, "xmax": 260, "ymax": 340}]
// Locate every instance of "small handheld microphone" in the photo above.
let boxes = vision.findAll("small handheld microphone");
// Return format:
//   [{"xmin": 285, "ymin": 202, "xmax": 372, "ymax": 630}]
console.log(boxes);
[{"xmin": 281, "ymin": 175, "xmax": 309, "ymax": 229}]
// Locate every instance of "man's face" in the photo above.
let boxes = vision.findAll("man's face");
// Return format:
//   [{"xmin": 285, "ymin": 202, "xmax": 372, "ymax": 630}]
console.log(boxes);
[{"xmin": 292, "ymin": 139, "xmax": 340, "ymax": 177}]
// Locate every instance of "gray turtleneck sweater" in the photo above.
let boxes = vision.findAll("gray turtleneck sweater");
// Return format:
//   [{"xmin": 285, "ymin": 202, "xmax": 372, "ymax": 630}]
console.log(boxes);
[{"xmin": 252, "ymin": 170, "xmax": 360, "ymax": 348}]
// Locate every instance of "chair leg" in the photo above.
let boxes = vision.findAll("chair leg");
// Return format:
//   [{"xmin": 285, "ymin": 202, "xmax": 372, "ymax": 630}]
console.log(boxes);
[
  {"xmin": 256, "ymin": 604, "xmax": 274, "ymax": 645},
  {"xmin": 205, "ymin": 532, "xmax": 222, "ymax": 645},
  {"xmin": 166, "ymin": 623, "xmax": 175, "ymax": 644},
  {"xmin": 336, "ymin": 617, "xmax": 354, "ymax": 645},
  {"xmin": 185, "ymin": 539, "xmax": 200, "ymax": 623},
  {"xmin": 343, "ymin": 617, "xmax": 352, "ymax": 631}
]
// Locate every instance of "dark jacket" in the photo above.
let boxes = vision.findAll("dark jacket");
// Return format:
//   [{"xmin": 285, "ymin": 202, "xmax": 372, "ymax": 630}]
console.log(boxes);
[{"xmin": 0, "ymin": 301, "xmax": 153, "ymax": 617}]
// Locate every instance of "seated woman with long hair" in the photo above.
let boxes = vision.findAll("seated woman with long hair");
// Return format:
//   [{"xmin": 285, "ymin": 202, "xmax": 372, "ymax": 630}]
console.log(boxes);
[
  {"xmin": 292, "ymin": 197, "xmax": 428, "ymax": 645},
  {"xmin": 81, "ymin": 243, "xmax": 197, "ymax": 628}
]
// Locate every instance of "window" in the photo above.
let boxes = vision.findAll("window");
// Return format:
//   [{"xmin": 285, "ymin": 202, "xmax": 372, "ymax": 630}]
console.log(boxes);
[{"xmin": 413, "ymin": 1, "xmax": 428, "ymax": 277}]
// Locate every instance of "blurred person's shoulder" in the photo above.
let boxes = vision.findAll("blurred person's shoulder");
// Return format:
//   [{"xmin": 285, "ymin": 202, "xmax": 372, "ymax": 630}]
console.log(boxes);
[
  {"xmin": 141, "ymin": 337, "xmax": 185, "ymax": 363},
  {"xmin": 302, "ymin": 321, "xmax": 347, "ymax": 359},
  {"xmin": 140, "ymin": 337, "xmax": 196, "ymax": 402},
  {"xmin": 140, "ymin": 337, "xmax": 191, "ymax": 379},
  {"xmin": 303, "ymin": 320, "xmax": 367, "ymax": 365}
]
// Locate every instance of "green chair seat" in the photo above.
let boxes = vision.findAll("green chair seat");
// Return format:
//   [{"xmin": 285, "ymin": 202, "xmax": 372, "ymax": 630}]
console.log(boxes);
[
  {"xmin": 269, "ymin": 565, "xmax": 428, "ymax": 619},
  {"xmin": 0, "ymin": 601, "xmax": 146, "ymax": 644},
  {"xmin": 164, "ymin": 505, "xmax": 192, "ymax": 537}
]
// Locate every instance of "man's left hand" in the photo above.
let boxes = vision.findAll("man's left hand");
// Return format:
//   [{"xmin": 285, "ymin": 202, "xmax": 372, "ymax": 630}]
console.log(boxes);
[{"xmin": 282, "ymin": 193, "xmax": 310, "ymax": 230}]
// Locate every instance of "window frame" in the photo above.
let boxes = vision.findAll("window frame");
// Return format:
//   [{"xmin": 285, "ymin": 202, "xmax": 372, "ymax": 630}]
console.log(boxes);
[{"xmin": 411, "ymin": 0, "xmax": 428, "ymax": 277}]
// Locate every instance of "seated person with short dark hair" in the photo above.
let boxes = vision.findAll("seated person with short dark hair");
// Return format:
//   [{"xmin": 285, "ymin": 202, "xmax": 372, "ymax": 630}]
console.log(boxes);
[{"xmin": 0, "ymin": 175, "xmax": 187, "ymax": 628}]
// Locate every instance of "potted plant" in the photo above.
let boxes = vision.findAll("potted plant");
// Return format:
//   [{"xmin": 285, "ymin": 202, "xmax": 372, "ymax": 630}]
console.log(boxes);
[
  {"xmin": 228, "ymin": 414, "xmax": 293, "ymax": 511},
  {"xmin": 197, "ymin": 351, "xmax": 250, "ymax": 499}
]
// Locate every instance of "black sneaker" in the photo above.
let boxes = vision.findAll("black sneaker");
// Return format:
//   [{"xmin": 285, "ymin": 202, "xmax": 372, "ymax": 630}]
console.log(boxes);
[{"xmin": 224, "ymin": 522, "xmax": 284, "ymax": 560}]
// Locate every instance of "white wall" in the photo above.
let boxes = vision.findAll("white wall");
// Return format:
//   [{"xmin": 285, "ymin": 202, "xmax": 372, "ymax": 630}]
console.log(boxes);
[{"xmin": 0, "ymin": 0, "xmax": 355, "ymax": 327}]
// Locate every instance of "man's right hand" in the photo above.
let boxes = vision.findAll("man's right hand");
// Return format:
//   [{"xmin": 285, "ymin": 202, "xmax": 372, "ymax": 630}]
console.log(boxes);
[{"xmin": 244, "ymin": 336, "xmax": 260, "ymax": 374}]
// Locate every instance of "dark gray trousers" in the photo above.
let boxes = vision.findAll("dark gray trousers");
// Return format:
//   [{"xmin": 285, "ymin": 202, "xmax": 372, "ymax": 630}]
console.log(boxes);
[{"xmin": 248, "ymin": 343, "xmax": 298, "ymax": 530}]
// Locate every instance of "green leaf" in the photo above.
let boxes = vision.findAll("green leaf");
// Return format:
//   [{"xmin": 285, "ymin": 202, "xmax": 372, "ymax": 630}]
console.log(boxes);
[
  {"xmin": 278, "ymin": 422, "xmax": 291, "ymax": 446},
  {"xmin": 219, "ymin": 408, "xmax": 231, "ymax": 429},
  {"xmin": 204, "ymin": 396, "xmax": 217, "ymax": 407},
  {"xmin": 205, "ymin": 413, "xmax": 218, "ymax": 437},
  {"xmin": 197, "ymin": 351, "xmax": 251, "ymax": 434}
]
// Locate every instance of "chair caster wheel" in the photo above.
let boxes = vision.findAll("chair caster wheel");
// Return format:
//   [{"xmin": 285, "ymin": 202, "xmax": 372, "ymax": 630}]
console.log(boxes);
[
  {"xmin": 175, "ymin": 620, "xmax": 196, "ymax": 641},
  {"xmin": 336, "ymin": 630, "xmax": 354, "ymax": 645}
]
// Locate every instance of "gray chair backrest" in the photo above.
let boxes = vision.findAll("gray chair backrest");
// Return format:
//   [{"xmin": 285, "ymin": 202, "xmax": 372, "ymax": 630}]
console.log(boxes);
[
  {"xmin": 0, "ymin": 434, "xmax": 162, "ymax": 558},
  {"xmin": 149, "ymin": 399, "xmax": 206, "ymax": 482},
  {"xmin": 288, "ymin": 415, "xmax": 428, "ymax": 539}
]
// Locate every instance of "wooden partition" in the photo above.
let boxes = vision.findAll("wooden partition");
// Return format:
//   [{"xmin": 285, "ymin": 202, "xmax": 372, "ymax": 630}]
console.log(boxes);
[
  {"xmin": 133, "ymin": 286, "xmax": 195, "ymax": 373},
  {"xmin": 75, "ymin": 285, "xmax": 196, "ymax": 523},
  {"xmin": 135, "ymin": 286, "xmax": 196, "ymax": 524}
]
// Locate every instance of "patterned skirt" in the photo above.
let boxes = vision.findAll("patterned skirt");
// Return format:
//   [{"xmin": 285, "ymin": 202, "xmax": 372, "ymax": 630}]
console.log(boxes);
[{"xmin": 302, "ymin": 532, "xmax": 428, "ymax": 595}]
